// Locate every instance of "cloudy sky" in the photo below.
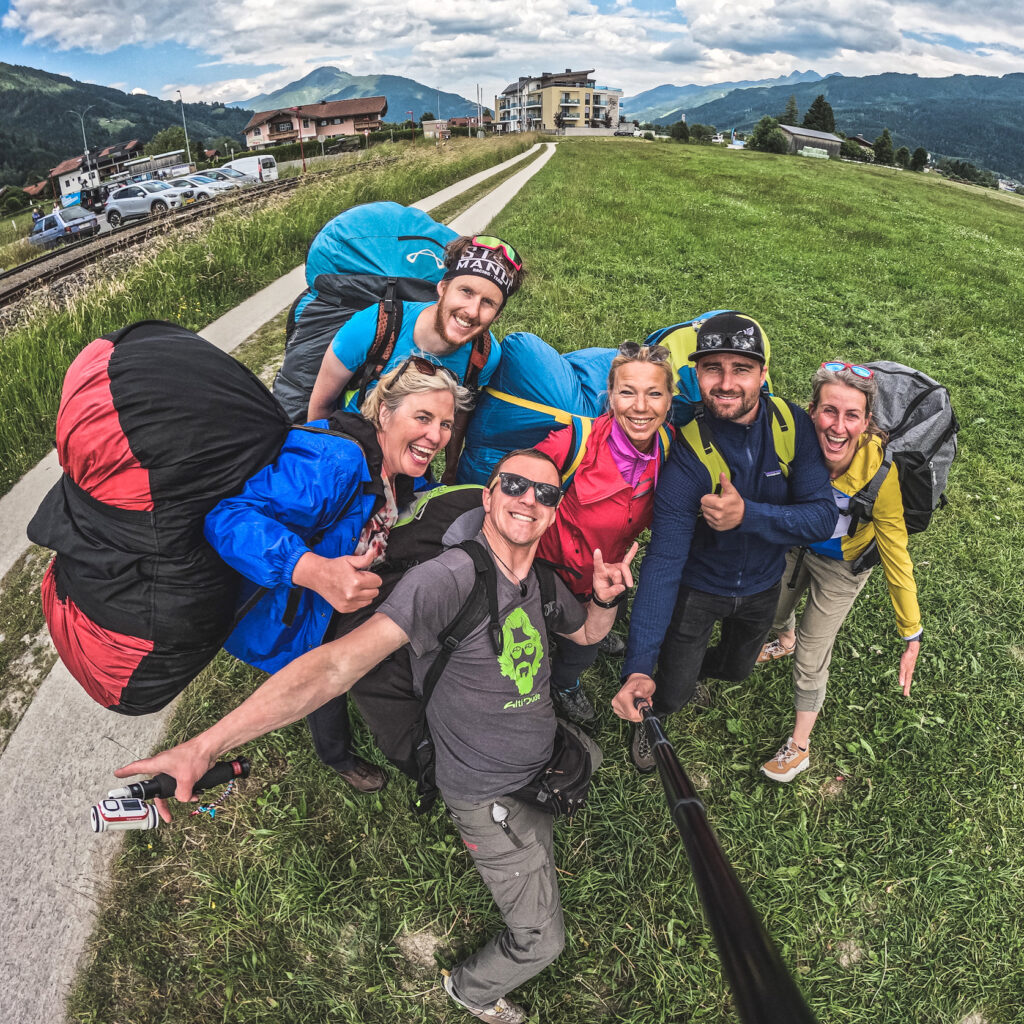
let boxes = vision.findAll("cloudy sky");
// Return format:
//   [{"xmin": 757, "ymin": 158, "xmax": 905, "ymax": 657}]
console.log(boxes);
[{"xmin": 1, "ymin": 0, "xmax": 1020, "ymax": 105}]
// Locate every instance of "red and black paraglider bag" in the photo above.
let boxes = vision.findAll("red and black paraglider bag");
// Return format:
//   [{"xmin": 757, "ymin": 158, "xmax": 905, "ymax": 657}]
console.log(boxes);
[{"xmin": 28, "ymin": 321, "xmax": 291, "ymax": 715}]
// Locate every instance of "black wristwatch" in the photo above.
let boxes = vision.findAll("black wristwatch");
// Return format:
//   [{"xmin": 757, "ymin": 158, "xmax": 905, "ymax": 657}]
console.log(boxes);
[{"xmin": 592, "ymin": 590, "xmax": 627, "ymax": 609}]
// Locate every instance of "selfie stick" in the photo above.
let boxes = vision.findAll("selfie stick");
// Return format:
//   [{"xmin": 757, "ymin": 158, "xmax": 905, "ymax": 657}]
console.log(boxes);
[{"xmin": 635, "ymin": 698, "xmax": 818, "ymax": 1024}]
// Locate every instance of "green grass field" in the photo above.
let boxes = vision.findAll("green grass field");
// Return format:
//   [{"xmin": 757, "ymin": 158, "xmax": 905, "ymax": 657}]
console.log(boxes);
[{"xmin": 69, "ymin": 140, "xmax": 1024, "ymax": 1023}]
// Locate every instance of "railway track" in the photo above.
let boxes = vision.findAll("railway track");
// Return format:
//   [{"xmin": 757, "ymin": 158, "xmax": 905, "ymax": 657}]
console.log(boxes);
[{"xmin": 0, "ymin": 157, "xmax": 399, "ymax": 307}]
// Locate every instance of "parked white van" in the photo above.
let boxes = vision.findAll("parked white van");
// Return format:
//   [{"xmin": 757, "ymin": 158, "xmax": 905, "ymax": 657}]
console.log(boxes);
[{"xmin": 222, "ymin": 155, "xmax": 279, "ymax": 183}]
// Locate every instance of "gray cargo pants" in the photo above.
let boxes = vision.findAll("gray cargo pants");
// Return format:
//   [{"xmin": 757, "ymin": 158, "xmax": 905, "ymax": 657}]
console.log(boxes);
[{"xmin": 443, "ymin": 723, "xmax": 602, "ymax": 1009}]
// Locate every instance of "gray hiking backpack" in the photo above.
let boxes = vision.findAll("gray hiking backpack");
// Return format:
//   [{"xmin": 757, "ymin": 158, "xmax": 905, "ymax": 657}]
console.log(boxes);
[{"xmin": 847, "ymin": 361, "xmax": 959, "ymax": 572}]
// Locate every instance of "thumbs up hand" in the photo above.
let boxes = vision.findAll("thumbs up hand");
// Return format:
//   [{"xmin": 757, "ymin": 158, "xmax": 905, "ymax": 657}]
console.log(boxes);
[{"xmin": 700, "ymin": 473, "xmax": 745, "ymax": 531}]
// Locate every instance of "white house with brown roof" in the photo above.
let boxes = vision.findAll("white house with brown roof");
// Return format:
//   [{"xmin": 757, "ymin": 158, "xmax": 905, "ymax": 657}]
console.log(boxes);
[{"xmin": 242, "ymin": 98, "xmax": 388, "ymax": 149}]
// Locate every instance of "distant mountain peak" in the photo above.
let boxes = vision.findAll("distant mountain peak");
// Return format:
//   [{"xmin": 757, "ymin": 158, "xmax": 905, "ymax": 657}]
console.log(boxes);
[{"xmin": 230, "ymin": 66, "xmax": 479, "ymax": 119}]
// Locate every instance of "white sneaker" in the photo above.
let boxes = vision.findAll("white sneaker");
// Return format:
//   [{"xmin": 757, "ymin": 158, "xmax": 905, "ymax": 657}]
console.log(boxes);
[
  {"xmin": 442, "ymin": 969, "xmax": 527, "ymax": 1024},
  {"xmin": 761, "ymin": 737, "xmax": 810, "ymax": 782}
]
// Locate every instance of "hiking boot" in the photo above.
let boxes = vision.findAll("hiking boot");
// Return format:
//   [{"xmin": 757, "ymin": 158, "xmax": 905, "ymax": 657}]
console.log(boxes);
[
  {"xmin": 598, "ymin": 631, "xmax": 626, "ymax": 656},
  {"xmin": 761, "ymin": 737, "xmax": 810, "ymax": 783},
  {"xmin": 552, "ymin": 682, "xmax": 597, "ymax": 725},
  {"xmin": 688, "ymin": 680, "xmax": 712, "ymax": 709},
  {"xmin": 335, "ymin": 757, "xmax": 388, "ymax": 793},
  {"xmin": 442, "ymin": 970, "xmax": 527, "ymax": 1024},
  {"xmin": 630, "ymin": 721, "xmax": 656, "ymax": 774}
]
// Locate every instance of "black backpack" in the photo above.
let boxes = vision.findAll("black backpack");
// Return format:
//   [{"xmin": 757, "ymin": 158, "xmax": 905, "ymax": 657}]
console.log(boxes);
[
  {"xmin": 410, "ymin": 540, "xmax": 563, "ymax": 815},
  {"xmin": 847, "ymin": 362, "xmax": 959, "ymax": 572}
]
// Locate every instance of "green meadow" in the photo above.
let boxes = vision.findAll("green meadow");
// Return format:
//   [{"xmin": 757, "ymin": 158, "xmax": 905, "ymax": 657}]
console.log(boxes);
[{"xmin": 65, "ymin": 140, "xmax": 1024, "ymax": 1023}]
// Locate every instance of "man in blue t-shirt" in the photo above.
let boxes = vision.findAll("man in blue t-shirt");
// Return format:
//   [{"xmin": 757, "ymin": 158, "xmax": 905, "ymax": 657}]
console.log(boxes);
[{"xmin": 307, "ymin": 235, "xmax": 524, "ymax": 480}]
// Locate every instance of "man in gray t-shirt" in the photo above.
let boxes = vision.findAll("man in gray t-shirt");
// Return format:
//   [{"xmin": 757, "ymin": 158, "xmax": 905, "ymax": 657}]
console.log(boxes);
[
  {"xmin": 380, "ymin": 532, "xmax": 584, "ymax": 803},
  {"xmin": 118, "ymin": 449, "xmax": 639, "ymax": 1024}
]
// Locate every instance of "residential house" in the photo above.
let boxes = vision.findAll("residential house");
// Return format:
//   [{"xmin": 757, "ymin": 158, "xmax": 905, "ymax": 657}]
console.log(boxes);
[
  {"xmin": 243, "ymin": 98, "xmax": 387, "ymax": 150},
  {"xmin": 850, "ymin": 135, "xmax": 877, "ymax": 157},
  {"xmin": 495, "ymin": 69, "xmax": 622, "ymax": 132},
  {"xmin": 421, "ymin": 119, "xmax": 450, "ymax": 140},
  {"xmin": 448, "ymin": 114, "xmax": 492, "ymax": 129},
  {"xmin": 778, "ymin": 124, "xmax": 842, "ymax": 159}
]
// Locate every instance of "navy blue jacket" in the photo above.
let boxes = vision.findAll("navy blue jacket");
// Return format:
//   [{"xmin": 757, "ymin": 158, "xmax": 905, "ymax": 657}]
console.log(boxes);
[{"xmin": 623, "ymin": 396, "xmax": 838, "ymax": 679}]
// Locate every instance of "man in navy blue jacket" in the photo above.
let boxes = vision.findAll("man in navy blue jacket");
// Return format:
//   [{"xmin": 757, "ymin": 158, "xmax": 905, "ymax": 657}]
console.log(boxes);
[{"xmin": 611, "ymin": 313, "xmax": 838, "ymax": 772}]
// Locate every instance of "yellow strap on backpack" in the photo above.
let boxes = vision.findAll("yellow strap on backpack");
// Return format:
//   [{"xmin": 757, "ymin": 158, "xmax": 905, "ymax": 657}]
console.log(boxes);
[{"xmin": 681, "ymin": 396, "xmax": 795, "ymax": 488}]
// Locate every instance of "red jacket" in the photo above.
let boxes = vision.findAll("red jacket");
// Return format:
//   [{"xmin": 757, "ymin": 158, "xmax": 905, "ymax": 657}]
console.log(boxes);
[{"xmin": 536, "ymin": 414, "xmax": 672, "ymax": 597}]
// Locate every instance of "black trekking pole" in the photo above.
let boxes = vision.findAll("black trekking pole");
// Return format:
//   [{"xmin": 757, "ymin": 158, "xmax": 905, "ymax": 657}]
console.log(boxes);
[{"xmin": 635, "ymin": 698, "xmax": 818, "ymax": 1024}]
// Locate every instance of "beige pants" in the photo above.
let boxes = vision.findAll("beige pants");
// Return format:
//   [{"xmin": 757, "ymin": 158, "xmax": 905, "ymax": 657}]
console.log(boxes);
[{"xmin": 773, "ymin": 548, "xmax": 873, "ymax": 713}]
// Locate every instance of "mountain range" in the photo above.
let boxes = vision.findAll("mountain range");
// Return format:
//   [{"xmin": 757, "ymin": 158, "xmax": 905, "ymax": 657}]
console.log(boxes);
[
  {"xmin": 0, "ymin": 62, "xmax": 252, "ymax": 188},
  {"xmin": 667, "ymin": 72, "xmax": 1024, "ymax": 180},
  {"xmin": 623, "ymin": 70, "xmax": 826, "ymax": 124},
  {"xmin": 229, "ymin": 66, "xmax": 482, "ymax": 122}
]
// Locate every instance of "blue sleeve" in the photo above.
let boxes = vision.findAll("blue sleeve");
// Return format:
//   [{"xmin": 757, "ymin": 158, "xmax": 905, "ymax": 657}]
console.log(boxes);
[
  {"xmin": 329, "ymin": 304, "xmax": 378, "ymax": 371},
  {"xmin": 204, "ymin": 429, "xmax": 364, "ymax": 588},
  {"xmin": 739, "ymin": 408, "xmax": 839, "ymax": 547},
  {"xmin": 623, "ymin": 446, "xmax": 706, "ymax": 678},
  {"xmin": 477, "ymin": 333, "xmax": 502, "ymax": 388}
]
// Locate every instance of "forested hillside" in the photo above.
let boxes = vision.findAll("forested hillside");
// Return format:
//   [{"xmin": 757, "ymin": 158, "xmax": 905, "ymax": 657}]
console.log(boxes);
[
  {"xmin": 665, "ymin": 72, "xmax": 1024, "ymax": 179},
  {"xmin": 0, "ymin": 63, "xmax": 252, "ymax": 187}
]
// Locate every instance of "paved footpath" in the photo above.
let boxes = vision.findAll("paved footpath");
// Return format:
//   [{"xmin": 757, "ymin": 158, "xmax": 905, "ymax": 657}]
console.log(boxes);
[{"xmin": 0, "ymin": 142, "xmax": 555, "ymax": 1024}]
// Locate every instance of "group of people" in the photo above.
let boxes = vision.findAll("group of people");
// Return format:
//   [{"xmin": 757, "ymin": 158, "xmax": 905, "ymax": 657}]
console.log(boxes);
[{"xmin": 119, "ymin": 232, "xmax": 922, "ymax": 1023}]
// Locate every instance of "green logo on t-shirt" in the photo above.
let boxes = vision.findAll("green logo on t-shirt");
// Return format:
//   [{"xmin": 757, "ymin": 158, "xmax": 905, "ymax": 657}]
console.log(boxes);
[{"xmin": 497, "ymin": 607, "xmax": 544, "ymax": 696}]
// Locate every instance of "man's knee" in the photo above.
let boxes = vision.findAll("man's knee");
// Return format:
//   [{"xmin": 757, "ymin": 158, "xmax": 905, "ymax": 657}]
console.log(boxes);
[{"xmin": 507, "ymin": 907, "xmax": 564, "ymax": 968}]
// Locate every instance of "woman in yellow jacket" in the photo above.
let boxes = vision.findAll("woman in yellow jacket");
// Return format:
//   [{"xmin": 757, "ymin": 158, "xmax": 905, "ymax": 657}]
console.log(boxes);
[{"xmin": 759, "ymin": 361, "xmax": 921, "ymax": 782}]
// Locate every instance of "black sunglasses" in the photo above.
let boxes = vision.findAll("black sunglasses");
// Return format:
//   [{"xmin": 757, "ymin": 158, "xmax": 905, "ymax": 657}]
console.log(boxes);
[
  {"xmin": 492, "ymin": 471, "xmax": 562, "ymax": 508},
  {"xmin": 617, "ymin": 342, "xmax": 671, "ymax": 363},
  {"xmin": 390, "ymin": 355, "xmax": 460, "ymax": 388}
]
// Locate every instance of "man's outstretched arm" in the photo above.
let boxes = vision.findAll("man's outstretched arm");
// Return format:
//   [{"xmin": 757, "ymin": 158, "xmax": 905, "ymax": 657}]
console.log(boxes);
[{"xmin": 116, "ymin": 614, "xmax": 409, "ymax": 814}]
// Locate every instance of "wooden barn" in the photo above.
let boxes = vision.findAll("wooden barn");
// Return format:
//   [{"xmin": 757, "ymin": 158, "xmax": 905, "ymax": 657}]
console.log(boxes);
[{"xmin": 778, "ymin": 124, "xmax": 843, "ymax": 159}]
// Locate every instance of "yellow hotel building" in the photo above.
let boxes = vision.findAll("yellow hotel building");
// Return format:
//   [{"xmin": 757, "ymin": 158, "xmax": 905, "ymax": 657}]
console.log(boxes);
[{"xmin": 494, "ymin": 68, "xmax": 623, "ymax": 132}]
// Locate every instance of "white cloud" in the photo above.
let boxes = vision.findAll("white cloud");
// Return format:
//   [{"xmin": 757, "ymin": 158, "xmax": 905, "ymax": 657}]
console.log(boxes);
[{"xmin": 4, "ymin": 0, "xmax": 1022, "ymax": 102}]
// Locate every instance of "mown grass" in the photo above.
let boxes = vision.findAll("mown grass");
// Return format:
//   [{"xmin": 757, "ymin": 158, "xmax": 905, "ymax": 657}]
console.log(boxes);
[
  {"xmin": 70, "ymin": 141, "xmax": 1024, "ymax": 1023},
  {"xmin": 428, "ymin": 144, "xmax": 547, "ymax": 225},
  {"xmin": 0, "ymin": 136, "xmax": 532, "ymax": 495}
]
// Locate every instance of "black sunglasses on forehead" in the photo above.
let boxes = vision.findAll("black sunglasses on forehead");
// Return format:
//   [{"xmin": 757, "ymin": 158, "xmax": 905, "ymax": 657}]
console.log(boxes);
[
  {"xmin": 491, "ymin": 471, "xmax": 562, "ymax": 507},
  {"xmin": 617, "ymin": 342, "xmax": 670, "ymax": 363},
  {"xmin": 390, "ymin": 355, "xmax": 460, "ymax": 388}
]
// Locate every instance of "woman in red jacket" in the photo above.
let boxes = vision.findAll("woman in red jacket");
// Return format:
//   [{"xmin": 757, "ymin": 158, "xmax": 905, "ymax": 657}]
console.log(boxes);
[{"xmin": 535, "ymin": 342, "xmax": 674, "ymax": 724}]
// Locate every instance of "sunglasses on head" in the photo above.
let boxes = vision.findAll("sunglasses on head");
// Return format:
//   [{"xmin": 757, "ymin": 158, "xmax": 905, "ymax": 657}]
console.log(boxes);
[
  {"xmin": 390, "ymin": 355, "xmax": 460, "ymax": 388},
  {"xmin": 617, "ymin": 342, "xmax": 671, "ymax": 363},
  {"xmin": 471, "ymin": 235, "xmax": 522, "ymax": 270},
  {"xmin": 699, "ymin": 326, "xmax": 760, "ymax": 351},
  {"xmin": 822, "ymin": 361, "xmax": 873, "ymax": 379},
  {"xmin": 491, "ymin": 471, "xmax": 562, "ymax": 507}
]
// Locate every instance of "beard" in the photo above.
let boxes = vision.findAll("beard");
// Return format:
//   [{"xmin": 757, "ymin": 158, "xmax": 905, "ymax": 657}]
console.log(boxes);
[
  {"xmin": 433, "ymin": 298, "xmax": 483, "ymax": 351},
  {"xmin": 705, "ymin": 389, "xmax": 760, "ymax": 422}
]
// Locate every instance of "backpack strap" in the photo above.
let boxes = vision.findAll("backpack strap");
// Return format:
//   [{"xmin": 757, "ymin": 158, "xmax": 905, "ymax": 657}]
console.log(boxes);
[
  {"xmin": 767, "ymin": 396, "xmax": 796, "ymax": 478},
  {"xmin": 464, "ymin": 331, "xmax": 491, "ymax": 391},
  {"xmin": 679, "ymin": 407, "xmax": 730, "ymax": 492},
  {"xmin": 420, "ymin": 540, "xmax": 500, "ymax": 707},
  {"xmin": 558, "ymin": 415, "xmax": 594, "ymax": 487},
  {"xmin": 847, "ymin": 448, "xmax": 892, "ymax": 535},
  {"xmin": 352, "ymin": 282, "xmax": 404, "ymax": 406},
  {"xmin": 680, "ymin": 397, "xmax": 795, "ymax": 491}
]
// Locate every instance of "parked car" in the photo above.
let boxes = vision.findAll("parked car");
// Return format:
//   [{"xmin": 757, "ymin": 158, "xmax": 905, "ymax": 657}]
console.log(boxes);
[
  {"xmin": 222, "ymin": 155, "xmax": 278, "ymax": 182},
  {"xmin": 613, "ymin": 129, "xmax": 634, "ymax": 136},
  {"xmin": 28, "ymin": 205, "xmax": 100, "ymax": 248},
  {"xmin": 104, "ymin": 181, "xmax": 194, "ymax": 227},
  {"xmin": 167, "ymin": 175, "xmax": 236, "ymax": 200},
  {"xmin": 199, "ymin": 168, "xmax": 252, "ymax": 187}
]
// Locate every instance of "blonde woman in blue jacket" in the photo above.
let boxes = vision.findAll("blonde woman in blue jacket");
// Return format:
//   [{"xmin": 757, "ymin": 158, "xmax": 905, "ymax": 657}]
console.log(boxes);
[{"xmin": 759, "ymin": 362, "xmax": 921, "ymax": 782}]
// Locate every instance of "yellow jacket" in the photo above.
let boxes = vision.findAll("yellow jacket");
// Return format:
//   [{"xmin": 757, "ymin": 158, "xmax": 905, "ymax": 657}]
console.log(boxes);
[{"xmin": 810, "ymin": 434, "xmax": 922, "ymax": 639}]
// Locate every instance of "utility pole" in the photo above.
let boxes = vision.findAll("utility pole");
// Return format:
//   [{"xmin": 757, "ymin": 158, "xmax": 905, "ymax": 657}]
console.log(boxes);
[
  {"xmin": 176, "ymin": 90, "xmax": 193, "ymax": 166},
  {"xmin": 67, "ymin": 105, "xmax": 94, "ymax": 171},
  {"xmin": 290, "ymin": 107, "xmax": 306, "ymax": 171}
]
